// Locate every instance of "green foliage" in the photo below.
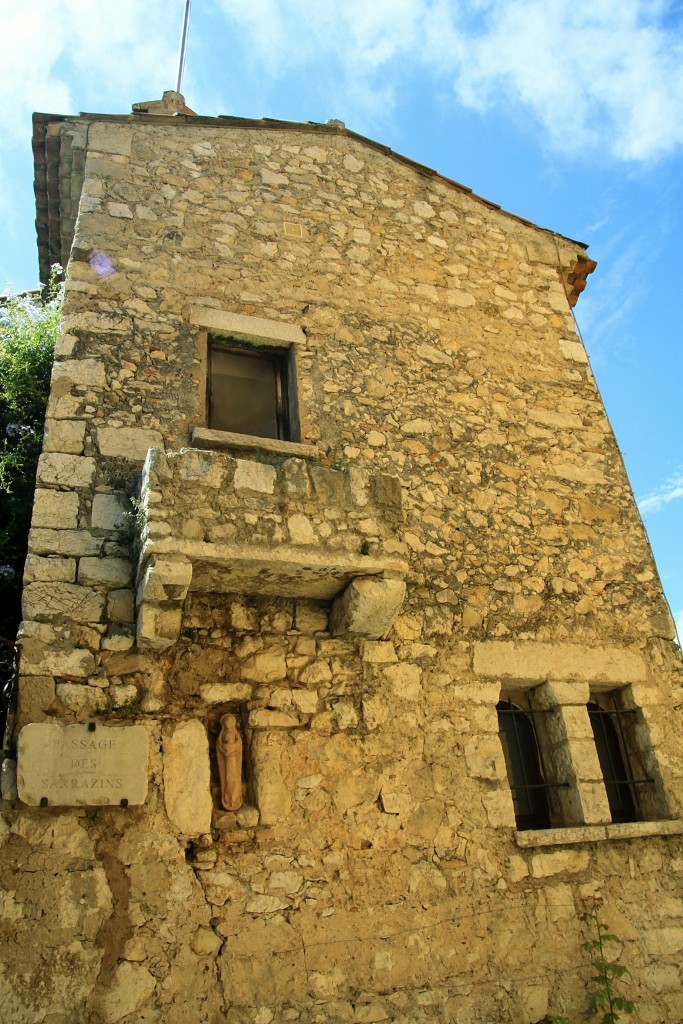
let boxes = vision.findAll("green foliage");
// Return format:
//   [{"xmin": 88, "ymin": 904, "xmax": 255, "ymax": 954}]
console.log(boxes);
[
  {"xmin": 544, "ymin": 909, "xmax": 636, "ymax": 1024},
  {"xmin": 582, "ymin": 910, "xmax": 636, "ymax": 1024},
  {"xmin": 0, "ymin": 269, "xmax": 63, "ymax": 641}
]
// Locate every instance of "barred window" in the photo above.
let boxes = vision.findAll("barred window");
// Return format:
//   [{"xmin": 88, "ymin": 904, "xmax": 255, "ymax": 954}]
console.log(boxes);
[
  {"xmin": 497, "ymin": 699, "xmax": 552, "ymax": 830},
  {"xmin": 588, "ymin": 695, "xmax": 654, "ymax": 824}
]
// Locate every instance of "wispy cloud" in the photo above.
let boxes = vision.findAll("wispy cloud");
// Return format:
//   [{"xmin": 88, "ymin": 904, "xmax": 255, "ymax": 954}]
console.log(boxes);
[
  {"xmin": 216, "ymin": 0, "xmax": 683, "ymax": 163},
  {"xmin": 638, "ymin": 467, "xmax": 683, "ymax": 515},
  {"xmin": 0, "ymin": 0, "xmax": 178, "ymax": 144}
]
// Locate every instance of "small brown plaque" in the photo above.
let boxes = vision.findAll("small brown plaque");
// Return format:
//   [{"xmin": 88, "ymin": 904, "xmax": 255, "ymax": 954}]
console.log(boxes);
[{"xmin": 17, "ymin": 723, "xmax": 148, "ymax": 807}]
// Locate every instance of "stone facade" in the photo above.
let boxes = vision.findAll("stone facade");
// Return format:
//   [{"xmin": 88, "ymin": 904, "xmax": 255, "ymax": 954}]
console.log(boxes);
[{"xmin": 1, "ymin": 103, "xmax": 682, "ymax": 1023}]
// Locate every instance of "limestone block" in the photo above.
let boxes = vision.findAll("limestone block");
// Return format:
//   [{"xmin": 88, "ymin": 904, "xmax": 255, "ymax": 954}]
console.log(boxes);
[
  {"xmin": 137, "ymin": 605, "xmax": 183, "ymax": 650},
  {"xmin": 382, "ymin": 662, "xmax": 422, "ymax": 701},
  {"xmin": 92, "ymin": 494, "xmax": 128, "ymax": 531},
  {"xmin": 362, "ymin": 641, "xmax": 397, "ymax": 664},
  {"xmin": 241, "ymin": 650, "xmax": 287, "ymax": 683},
  {"xmin": 88, "ymin": 122, "xmax": 132, "ymax": 155},
  {"xmin": 36, "ymin": 453, "xmax": 96, "ymax": 489},
  {"xmin": 249, "ymin": 709, "xmax": 300, "ymax": 729},
  {"xmin": 330, "ymin": 578, "xmax": 406, "ymax": 638},
  {"xmin": 473, "ymin": 641, "xmax": 646, "ymax": 684},
  {"xmin": 530, "ymin": 849, "xmax": 591, "ymax": 878},
  {"xmin": 78, "ymin": 557, "xmax": 133, "ymax": 587},
  {"xmin": 137, "ymin": 558, "xmax": 193, "ymax": 604},
  {"xmin": 19, "ymin": 642, "xmax": 96, "ymax": 678},
  {"xmin": 99, "ymin": 962, "xmax": 155, "ymax": 1023},
  {"xmin": 29, "ymin": 528, "xmax": 102, "ymax": 556},
  {"xmin": 17, "ymin": 675, "xmax": 56, "ymax": 726},
  {"xmin": 199, "ymin": 683, "xmax": 253, "ymax": 703},
  {"xmin": 43, "ymin": 418, "xmax": 86, "ymax": 454},
  {"xmin": 288, "ymin": 513, "xmax": 317, "ymax": 544},
  {"xmin": 23, "ymin": 555, "xmax": 76, "ymax": 583},
  {"xmin": 51, "ymin": 359, "xmax": 106, "ymax": 388},
  {"xmin": 559, "ymin": 338, "xmax": 589, "ymax": 363},
  {"xmin": 56, "ymin": 683, "xmax": 106, "ymax": 711},
  {"xmin": 482, "ymin": 788, "xmax": 516, "ymax": 828},
  {"xmin": 534, "ymin": 680, "xmax": 591, "ymax": 709},
  {"xmin": 22, "ymin": 582, "xmax": 105, "ymax": 624},
  {"xmin": 233, "ymin": 459, "xmax": 277, "ymax": 494},
  {"xmin": 97, "ymin": 427, "xmax": 164, "ymax": 461},
  {"xmin": 105, "ymin": 589, "xmax": 134, "ymax": 618},
  {"xmin": 251, "ymin": 731, "xmax": 292, "ymax": 825},
  {"xmin": 464, "ymin": 735, "xmax": 507, "ymax": 781},
  {"xmin": 163, "ymin": 720, "xmax": 212, "ymax": 835},
  {"xmin": 31, "ymin": 489, "xmax": 79, "ymax": 529}
]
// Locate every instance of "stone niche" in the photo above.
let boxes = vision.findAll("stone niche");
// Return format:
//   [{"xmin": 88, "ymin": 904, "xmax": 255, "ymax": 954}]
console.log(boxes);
[{"xmin": 135, "ymin": 448, "xmax": 407, "ymax": 649}]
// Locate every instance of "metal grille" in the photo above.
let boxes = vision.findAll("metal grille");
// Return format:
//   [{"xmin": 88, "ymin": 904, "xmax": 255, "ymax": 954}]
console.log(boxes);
[
  {"xmin": 497, "ymin": 700, "xmax": 569, "ymax": 830},
  {"xmin": 588, "ymin": 699, "xmax": 653, "ymax": 823}
]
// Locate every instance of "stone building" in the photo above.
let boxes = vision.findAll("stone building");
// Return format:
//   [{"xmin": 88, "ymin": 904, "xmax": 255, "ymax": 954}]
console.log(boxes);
[{"xmin": 1, "ymin": 91, "xmax": 682, "ymax": 1023}]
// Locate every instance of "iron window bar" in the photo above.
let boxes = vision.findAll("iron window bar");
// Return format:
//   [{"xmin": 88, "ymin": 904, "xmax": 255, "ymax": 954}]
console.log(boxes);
[
  {"xmin": 497, "ymin": 701, "xmax": 570, "ymax": 829},
  {"xmin": 588, "ymin": 698, "xmax": 649, "ymax": 822}
]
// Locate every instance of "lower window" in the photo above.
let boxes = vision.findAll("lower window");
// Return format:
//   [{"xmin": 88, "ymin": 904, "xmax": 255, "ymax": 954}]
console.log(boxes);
[
  {"xmin": 587, "ymin": 693, "xmax": 653, "ymax": 824},
  {"xmin": 497, "ymin": 697, "xmax": 558, "ymax": 830}
]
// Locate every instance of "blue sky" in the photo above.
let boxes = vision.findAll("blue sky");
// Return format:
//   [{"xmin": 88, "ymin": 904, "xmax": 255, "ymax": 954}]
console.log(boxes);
[{"xmin": 1, "ymin": 0, "xmax": 681, "ymax": 637}]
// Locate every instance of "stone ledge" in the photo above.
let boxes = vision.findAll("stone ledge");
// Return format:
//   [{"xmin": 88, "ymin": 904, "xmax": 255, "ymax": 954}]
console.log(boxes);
[
  {"xmin": 515, "ymin": 819, "xmax": 683, "ymax": 848},
  {"xmin": 190, "ymin": 427, "xmax": 317, "ymax": 459},
  {"xmin": 189, "ymin": 305, "xmax": 305, "ymax": 346}
]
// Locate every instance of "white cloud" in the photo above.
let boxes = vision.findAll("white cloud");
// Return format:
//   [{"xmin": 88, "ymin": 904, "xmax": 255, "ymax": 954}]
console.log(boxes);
[
  {"xmin": 0, "ymin": 0, "xmax": 178, "ymax": 143},
  {"xmin": 216, "ymin": 0, "xmax": 683, "ymax": 162},
  {"xmin": 638, "ymin": 468, "xmax": 683, "ymax": 515}
]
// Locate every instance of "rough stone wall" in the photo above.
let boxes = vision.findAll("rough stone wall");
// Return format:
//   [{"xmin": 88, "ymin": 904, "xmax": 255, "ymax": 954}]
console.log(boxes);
[{"xmin": 1, "ymin": 116, "xmax": 683, "ymax": 1024}]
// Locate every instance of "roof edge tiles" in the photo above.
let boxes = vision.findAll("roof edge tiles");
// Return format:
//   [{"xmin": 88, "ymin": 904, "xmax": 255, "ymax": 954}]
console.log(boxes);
[{"xmin": 31, "ymin": 109, "xmax": 590, "ymax": 285}]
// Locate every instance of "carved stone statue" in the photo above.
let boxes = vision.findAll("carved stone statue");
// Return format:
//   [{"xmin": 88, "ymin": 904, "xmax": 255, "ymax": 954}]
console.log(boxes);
[{"xmin": 216, "ymin": 713, "xmax": 243, "ymax": 811}]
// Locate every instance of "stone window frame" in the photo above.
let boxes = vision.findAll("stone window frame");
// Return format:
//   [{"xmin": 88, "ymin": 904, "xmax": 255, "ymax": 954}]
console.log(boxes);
[
  {"xmin": 189, "ymin": 305, "xmax": 315, "ymax": 459},
  {"xmin": 497, "ymin": 680, "xmax": 679, "ymax": 848}
]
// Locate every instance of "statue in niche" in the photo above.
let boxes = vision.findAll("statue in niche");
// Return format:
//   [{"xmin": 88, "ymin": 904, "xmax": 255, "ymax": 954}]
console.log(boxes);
[{"xmin": 216, "ymin": 713, "xmax": 243, "ymax": 811}]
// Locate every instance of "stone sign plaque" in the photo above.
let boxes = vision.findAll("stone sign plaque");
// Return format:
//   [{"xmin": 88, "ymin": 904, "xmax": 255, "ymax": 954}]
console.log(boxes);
[{"xmin": 17, "ymin": 723, "xmax": 149, "ymax": 807}]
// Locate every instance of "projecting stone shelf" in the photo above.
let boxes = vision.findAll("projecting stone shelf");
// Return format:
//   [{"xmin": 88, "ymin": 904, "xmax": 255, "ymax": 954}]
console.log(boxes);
[{"xmin": 135, "ymin": 448, "xmax": 407, "ymax": 649}]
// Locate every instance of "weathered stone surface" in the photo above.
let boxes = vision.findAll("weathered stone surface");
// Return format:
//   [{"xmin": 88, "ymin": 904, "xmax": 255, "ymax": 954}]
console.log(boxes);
[
  {"xmin": 78, "ymin": 557, "xmax": 133, "ymax": 587},
  {"xmin": 330, "ymin": 578, "xmax": 406, "ymax": 638},
  {"xmin": 42, "ymin": 418, "xmax": 86, "ymax": 454},
  {"xmin": 473, "ymin": 641, "xmax": 647, "ymax": 684},
  {"xmin": 36, "ymin": 453, "xmax": 96, "ymax": 488},
  {"xmin": 19, "ymin": 643, "xmax": 96, "ymax": 678},
  {"xmin": 23, "ymin": 555, "xmax": 77, "ymax": 583},
  {"xmin": 22, "ymin": 582, "xmax": 104, "ymax": 623},
  {"xmin": 17, "ymin": 723, "xmax": 148, "ymax": 806},
  {"xmin": 97, "ymin": 426, "xmax": 164, "ymax": 460},
  {"xmin": 163, "ymin": 720, "xmax": 212, "ymax": 834},
  {"xmin": 7, "ymin": 113, "xmax": 683, "ymax": 1024},
  {"xmin": 30, "ymin": 489, "xmax": 80, "ymax": 529},
  {"xmin": 92, "ymin": 493, "xmax": 128, "ymax": 531},
  {"xmin": 98, "ymin": 961, "xmax": 155, "ymax": 1023}
]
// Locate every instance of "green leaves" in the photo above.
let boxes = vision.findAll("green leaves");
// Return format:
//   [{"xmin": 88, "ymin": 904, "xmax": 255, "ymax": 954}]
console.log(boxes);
[
  {"xmin": 0, "ymin": 268, "xmax": 63, "ymax": 640},
  {"xmin": 547, "ymin": 910, "xmax": 636, "ymax": 1024}
]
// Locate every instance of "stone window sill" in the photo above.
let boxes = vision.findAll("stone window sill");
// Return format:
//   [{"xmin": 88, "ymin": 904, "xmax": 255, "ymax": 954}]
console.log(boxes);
[
  {"xmin": 515, "ymin": 819, "xmax": 683, "ymax": 848},
  {"xmin": 190, "ymin": 426, "xmax": 318, "ymax": 460}
]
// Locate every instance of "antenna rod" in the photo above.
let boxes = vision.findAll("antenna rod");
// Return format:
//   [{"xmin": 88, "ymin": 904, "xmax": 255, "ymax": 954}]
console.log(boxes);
[{"xmin": 176, "ymin": 0, "xmax": 192, "ymax": 94}]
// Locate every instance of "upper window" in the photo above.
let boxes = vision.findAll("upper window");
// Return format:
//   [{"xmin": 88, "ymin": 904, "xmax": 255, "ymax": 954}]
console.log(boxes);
[{"xmin": 208, "ymin": 341, "xmax": 293, "ymax": 441}]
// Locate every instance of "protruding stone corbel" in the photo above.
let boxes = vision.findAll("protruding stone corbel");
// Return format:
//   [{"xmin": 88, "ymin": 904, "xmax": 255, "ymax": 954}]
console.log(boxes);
[
  {"xmin": 329, "ymin": 577, "xmax": 406, "ymax": 639},
  {"xmin": 136, "ymin": 556, "xmax": 193, "ymax": 650}
]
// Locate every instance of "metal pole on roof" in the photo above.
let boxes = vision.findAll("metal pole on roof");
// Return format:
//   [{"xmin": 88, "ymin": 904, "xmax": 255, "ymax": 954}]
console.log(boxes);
[{"xmin": 176, "ymin": 0, "xmax": 192, "ymax": 94}]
